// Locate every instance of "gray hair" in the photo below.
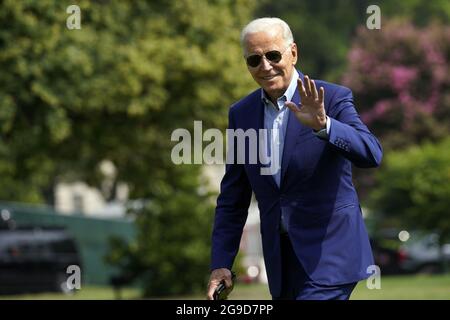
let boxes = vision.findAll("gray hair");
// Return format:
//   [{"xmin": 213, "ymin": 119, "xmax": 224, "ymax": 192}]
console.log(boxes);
[{"xmin": 240, "ymin": 17, "xmax": 294, "ymax": 49}]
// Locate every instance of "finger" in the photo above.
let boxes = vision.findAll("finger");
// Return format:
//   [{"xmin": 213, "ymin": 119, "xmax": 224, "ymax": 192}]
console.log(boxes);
[
  {"xmin": 206, "ymin": 282, "xmax": 218, "ymax": 300},
  {"xmin": 297, "ymin": 78, "xmax": 307, "ymax": 99},
  {"xmin": 285, "ymin": 101, "xmax": 300, "ymax": 113},
  {"xmin": 311, "ymin": 79, "xmax": 318, "ymax": 101},
  {"xmin": 318, "ymin": 86, "xmax": 325, "ymax": 104},
  {"xmin": 224, "ymin": 277, "xmax": 233, "ymax": 288},
  {"xmin": 304, "ymin": 75, "xmax": 312, "ymax": 97}
]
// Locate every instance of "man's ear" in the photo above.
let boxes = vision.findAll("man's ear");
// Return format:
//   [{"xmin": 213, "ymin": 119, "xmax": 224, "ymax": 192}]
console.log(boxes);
[{"xmin": 291, "ymin": 43, "xmax": 298, "ymax": 65}]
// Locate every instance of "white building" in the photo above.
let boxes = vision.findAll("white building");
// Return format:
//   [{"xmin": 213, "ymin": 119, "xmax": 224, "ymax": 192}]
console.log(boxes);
[{"xmin": 54, "ymin": 160, "xmax": 130, "ymax": 218}]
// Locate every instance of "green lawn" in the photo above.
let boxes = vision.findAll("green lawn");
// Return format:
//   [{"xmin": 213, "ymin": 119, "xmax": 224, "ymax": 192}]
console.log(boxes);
[
  {"xmin": 0, "ymin": 286, "xmax": 141, "ymax": 300},
  {"xmin": 1, "ymin": 274, "xmax": 449, "ymax": 300},
  {"xmin": 351, "ymin": 274, "xmax": 450, "ymax": 300},
  {"xmin": 170, "ymin": 274, "xmax": 450, "ymax": 300}
]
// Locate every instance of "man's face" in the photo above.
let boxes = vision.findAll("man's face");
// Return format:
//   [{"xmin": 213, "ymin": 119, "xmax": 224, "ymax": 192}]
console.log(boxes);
[{"xmin": 243, "ymin": 29, "xmax": 298, "ymax": 100}]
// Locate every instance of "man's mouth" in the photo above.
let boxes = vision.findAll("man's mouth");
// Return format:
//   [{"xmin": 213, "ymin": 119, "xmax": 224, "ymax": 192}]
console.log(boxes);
[{"xmin": 261, "ymin": 74, "xmax": 280, "ymax": 80}]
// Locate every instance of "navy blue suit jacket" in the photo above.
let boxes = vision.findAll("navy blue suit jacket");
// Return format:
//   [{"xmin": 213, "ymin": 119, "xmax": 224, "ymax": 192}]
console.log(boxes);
[{"xmin": 211, "ymin": 71, "xmax": 382, "ymax": 297}]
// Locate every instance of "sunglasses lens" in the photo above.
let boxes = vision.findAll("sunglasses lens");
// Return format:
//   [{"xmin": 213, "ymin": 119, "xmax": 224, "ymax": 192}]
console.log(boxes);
[
  {"xmin": 265, "ymin": 51, "xmax": 282, "ymax": 63},
  {"xmin": 246, "ymin": 55, "xmax": 262, "ymax": 67},
  {"xmin": 246, "ymin": 50, "xmax": 284, "ymax": 67}
]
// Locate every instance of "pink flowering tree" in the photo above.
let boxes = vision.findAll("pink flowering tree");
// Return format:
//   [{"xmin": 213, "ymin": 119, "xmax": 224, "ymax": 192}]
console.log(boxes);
[{"xmin": 343, "ymin": 20, "xmax": 450, "ymax": 150}]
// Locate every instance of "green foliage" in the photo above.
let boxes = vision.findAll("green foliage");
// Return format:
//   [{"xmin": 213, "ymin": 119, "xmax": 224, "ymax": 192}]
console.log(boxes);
[
  {"xmin": 381, "ymin": 0, "xmax": 450, "ymax": 26},
  {"xmin": 256, "ymin": 0, "xmax": 366, "ymax": 81},
  {"xmin": 255, "ymin": 0, "xmax": 450, "ymax": 81},
  {"xmin": 341, "ymin": 16, "xmax": 449, "ymax": 198},
  {"xmin": 343, "ymin": 20, "xmax": 450, "ymax": 151},
  {"xmin": 370, "ymin": 138, "xmax": 450, "ymax": 242},
  {"xmin": 107, "ymin": 167, "xmax": 215, "ymax": 296},
  {"xmin": 0, "ymin": 0, "xmax": 256, "ymax": 296},
  {"xmin": 0, "ymin": 0, "xmax": 256, "ymax": 202}
]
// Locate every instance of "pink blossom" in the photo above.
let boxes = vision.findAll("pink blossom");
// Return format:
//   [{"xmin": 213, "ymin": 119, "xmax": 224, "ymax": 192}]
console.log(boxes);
[
  {"xmin": 391, "ymin": 66, "xmax": 418, "ymax": 91},
  {"xmin": 343, "ymin": 19, "xmax": 449, "ymax": 141}
]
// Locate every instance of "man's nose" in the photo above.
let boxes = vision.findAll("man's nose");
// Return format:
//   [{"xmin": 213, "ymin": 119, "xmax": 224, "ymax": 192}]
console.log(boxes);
[{"xmin": 259, "ymin": 56, "xmax": 272, "ymax": 71}]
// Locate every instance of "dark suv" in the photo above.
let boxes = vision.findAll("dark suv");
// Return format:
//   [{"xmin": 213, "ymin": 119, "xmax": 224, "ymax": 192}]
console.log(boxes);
[{"xmin": 0, "ymin": 225, "xmax": 82, "ymax": 295}]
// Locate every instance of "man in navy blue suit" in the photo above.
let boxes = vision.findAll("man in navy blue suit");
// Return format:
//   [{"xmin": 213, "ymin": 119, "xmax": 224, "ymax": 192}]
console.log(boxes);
[{"xmin": 206, "ymin": 17, "xmax": 382, "ymax": 300}]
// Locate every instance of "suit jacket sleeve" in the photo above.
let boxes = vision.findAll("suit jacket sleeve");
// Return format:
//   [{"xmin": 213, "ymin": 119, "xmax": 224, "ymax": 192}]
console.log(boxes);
[
  {"xmin": 327, "ymin": 86, "xmax": 383, "ymax": 168},
  {"xmin": 210, "ymin": 107, "xmax": 252, "ymax": 271}
]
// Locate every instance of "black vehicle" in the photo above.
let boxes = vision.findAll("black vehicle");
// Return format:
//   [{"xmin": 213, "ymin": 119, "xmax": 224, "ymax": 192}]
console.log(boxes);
[{"xmin": 0, "ymin": 226, "xmax": 82, "ymax": 295}]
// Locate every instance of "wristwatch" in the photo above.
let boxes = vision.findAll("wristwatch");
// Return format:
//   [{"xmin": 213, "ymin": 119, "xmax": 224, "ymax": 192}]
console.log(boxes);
[
  {"xmin": 314, "ymin": 127, "xmax": 328, "ymax": 139},
  {"xmin": 313, "ymin": 127, "xmax": 328, "ymax": 139}
]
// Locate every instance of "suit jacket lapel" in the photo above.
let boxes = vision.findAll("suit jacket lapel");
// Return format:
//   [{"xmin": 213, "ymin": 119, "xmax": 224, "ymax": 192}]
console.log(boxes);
[
  {"xmin": 246, "ymin": 91, "xmax": 279, "ymax": 191},
  {"xmin": 280, "ymin": 72, "xmax": 310, "ymax": 187}
]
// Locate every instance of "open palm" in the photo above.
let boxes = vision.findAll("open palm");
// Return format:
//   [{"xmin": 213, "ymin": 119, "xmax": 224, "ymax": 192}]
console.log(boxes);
[{"xmin": 285, "ymin": 75, "xmax": 327, "ymax": 131}]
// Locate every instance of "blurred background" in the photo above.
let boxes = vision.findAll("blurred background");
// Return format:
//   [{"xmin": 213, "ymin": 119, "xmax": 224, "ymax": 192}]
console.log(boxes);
[{"xmin": 0, "ymin": 0, "xmax": 448, "ymax": 299}]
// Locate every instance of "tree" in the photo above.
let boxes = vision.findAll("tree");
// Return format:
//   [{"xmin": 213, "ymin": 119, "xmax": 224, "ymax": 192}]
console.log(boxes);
[
  {"xmin": 0, "ymin": 0, "xmax": 256, "ymax": 296},
  {"xmin": 369, "ymin": 138, "xmax": 450, "ymax": 269},
  {"xmin": 0, "ymin": 0, "xmax": 256, "ymax": 202},
  {"xmin": 343, "ymin": 20, "xmax": 450, "ymax": 151},
  {"xmin": 106, "ymin": 167, "xmax": 215, "ymax": 296},
  {"xmin": 381, "ymin": 0, "xmax": 450, "ymax": 27},
  {"xmin": 255, "ymin": 0, "xmax": 366, "ymax": 81},
  {"xmin": 255, "ymin": 0, "xmax": 450, "ymax": 81},
  {"xmin": 339, "ymin": 19, "xmax": 449, "ymax": 199}
]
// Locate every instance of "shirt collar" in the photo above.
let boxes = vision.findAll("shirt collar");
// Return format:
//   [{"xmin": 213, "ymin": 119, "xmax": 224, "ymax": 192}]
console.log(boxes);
[{"xmin": 261, "ymin": 70, "xmax": 299, "ymax": 109}]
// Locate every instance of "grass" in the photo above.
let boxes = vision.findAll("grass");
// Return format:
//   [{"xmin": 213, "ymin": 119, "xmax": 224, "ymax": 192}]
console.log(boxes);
[
  {"xmin": 0, "ymin": 286, "xmax": 141, "ymax": 300},
  {"xmin": 170, "ymin": 274, "xmax": 450, "ymax": 300},
  {"xmin": 1, "ymin": 274, "xmax": 449, "ymax": 300},
  {"xmin": 351, "ymin": 274, "xmax": 450, "ymax": 300}
]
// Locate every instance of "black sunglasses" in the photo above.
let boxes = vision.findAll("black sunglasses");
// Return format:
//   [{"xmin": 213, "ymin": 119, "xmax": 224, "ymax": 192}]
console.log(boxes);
[{"xmin": 245, "ymin": 45, "xmax": 291, "ymax": 68}]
